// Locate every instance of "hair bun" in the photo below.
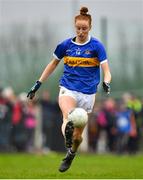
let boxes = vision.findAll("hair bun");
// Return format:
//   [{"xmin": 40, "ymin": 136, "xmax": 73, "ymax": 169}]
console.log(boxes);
[{"xmin": 80, "ymin": 7, "xmax": 88, "ymax": 15}]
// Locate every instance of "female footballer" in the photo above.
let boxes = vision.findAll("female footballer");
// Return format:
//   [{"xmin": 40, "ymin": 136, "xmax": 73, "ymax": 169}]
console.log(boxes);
[{"xmin": 27, "ymin": 7, "xmax": 111, "ymax": 172}]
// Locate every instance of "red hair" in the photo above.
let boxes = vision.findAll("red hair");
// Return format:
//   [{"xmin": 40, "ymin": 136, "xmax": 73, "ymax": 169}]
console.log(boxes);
[{"xmin": 75, "ymin": 7, "xmax": 92, "ymax": 26}]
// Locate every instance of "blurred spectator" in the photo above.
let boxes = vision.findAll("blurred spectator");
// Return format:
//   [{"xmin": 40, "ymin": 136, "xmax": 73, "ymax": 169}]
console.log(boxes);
[
  {"xmin": 40, "ymin": 90, "xmax": 55, "ymax": 151},
  {"xmin": 115, "ymin": 101, "xmax": 137, "ymax": 154},
  {"xmin": 88, "ymin": 102, "xmax": 100, "ymax": 152},
  {"xmin": 123, "ymin": 93, "xmax": 142, "ymax": 153},
  {"xmin": 0, "ymin": 87, "xmax": 13, "ymax": 151},
  {"xmin": 96, "ymin": 98, "xmax": 117, "ymax": 152},
  {"xmin": 50, "ymin": 99, "xmax": 65, "ymax": 152},
  {"xmin": 11, "ymin": 91, "xmax": 28, "ymax": 152},
  {"xmin": 40, "ymin": 91, "xmax": 65, "ymax": 152},
  {"xmin": 24, "ymin": 98, "xmax": 37, "ymax": 152}
]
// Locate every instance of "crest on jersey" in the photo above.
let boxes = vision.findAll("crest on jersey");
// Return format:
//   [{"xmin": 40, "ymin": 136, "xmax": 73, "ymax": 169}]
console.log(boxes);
[{"xmin": 75, "ymin": 48, "xmax": 81, "ymax": 55}]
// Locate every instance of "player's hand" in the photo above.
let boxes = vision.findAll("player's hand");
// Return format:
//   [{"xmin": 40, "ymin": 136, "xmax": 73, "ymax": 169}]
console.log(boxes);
[
  {"xmin": 27, "ymin": 80, "xmax": 42, "ymax": 99},
  {"xmin": 103, "ymin": 82, "xmax": 110, "ymax": 95}
]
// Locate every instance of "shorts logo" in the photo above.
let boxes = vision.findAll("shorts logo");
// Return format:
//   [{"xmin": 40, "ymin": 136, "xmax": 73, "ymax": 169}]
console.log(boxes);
[{"xmin": 61, "ymin": 90, "xmax": 65, "ymax": 94}]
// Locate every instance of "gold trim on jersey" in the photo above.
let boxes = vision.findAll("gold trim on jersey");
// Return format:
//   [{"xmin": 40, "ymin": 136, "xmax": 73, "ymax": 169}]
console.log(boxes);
[{"xmin": 64, "ymin": 56, "xmax": 100, "ymax": 67}]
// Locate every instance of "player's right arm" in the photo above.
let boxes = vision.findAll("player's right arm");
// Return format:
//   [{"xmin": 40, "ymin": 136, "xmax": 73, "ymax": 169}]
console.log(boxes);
[
  {"xmin": 39, "ymin": 58, "xmax": 60, "ymax": 83},
  {"xmin": 27, "ymin": 58, "xmax": 60, "ymax": 99},
  {"xmin": 27, "ymin": 39, "xmax": 67, "ymax": 99}
]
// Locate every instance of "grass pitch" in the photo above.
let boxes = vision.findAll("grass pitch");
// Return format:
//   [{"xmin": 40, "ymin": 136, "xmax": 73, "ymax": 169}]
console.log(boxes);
[{"xmin": 0, "ymin": 152, "xmax": 143, "ymax": 179}]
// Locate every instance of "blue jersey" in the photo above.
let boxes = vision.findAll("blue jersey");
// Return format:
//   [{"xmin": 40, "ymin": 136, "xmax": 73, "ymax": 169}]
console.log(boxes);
[
  {"xmin": 116, "ymin": 110, "xmax": 131, "ymax": 133},
  {"xmin": 53, "ymin": 36, "xmax": 107, "ymax": 94}
]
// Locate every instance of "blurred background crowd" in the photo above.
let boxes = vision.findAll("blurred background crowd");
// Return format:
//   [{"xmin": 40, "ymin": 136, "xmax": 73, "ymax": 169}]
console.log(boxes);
[
  {"xmin": 0, "ymin": 86, "xmax": 143, "ymax": 155},
  {"xmin": 0, "ymin": 86, "xmax": 64, "ymax": 153}
]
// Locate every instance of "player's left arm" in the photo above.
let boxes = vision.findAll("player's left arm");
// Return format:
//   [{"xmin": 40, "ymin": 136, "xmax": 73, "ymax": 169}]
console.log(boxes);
[
  {"xmin": 101, "ymin": 61, "xmax": 112, "ymax": 94},
  {"xmin": 101, "ymin": 61, "xmax": 111, "ymax": 83},
  {"xmin": 94, "ymin": 41, "xmax": 111, "ymax": 94}
]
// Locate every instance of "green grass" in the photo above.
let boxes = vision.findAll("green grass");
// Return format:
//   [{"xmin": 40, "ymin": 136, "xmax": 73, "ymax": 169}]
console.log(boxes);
[{"xmin": 0, "ymin": 152, "xmax": 143, "ymax": 179}]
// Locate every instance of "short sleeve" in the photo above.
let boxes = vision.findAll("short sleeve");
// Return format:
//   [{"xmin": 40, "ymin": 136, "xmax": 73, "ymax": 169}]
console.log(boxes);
[
  {"xmin": 53, "ymin": 40, "xmax": 67, "ymax": 60},
  {"xmin": 96, "ymin": 42, "xmax": 107, "ymax": 63}
]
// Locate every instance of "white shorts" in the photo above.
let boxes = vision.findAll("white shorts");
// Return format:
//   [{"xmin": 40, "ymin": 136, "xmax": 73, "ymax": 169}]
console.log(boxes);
[{"xmin": 59, "ymin": 86, "xmax": 96, "ymax": 113}]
